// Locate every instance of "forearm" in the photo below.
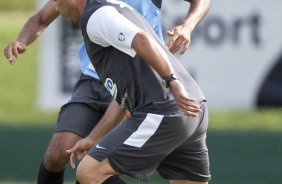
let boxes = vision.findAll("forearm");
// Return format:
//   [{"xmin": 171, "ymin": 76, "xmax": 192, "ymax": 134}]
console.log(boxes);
[
  {"xmin": 87, "ymin": 100, "xmax": 126, "ymax": 144},
  {"xmin": 16, "ymin": 15, "xmax": 45, "ymax": 45},
  {"xmin": 132, "ymin": 32, "xmax": 174, "ymax": 78},
  {"xmin": 16, "ymin": 1, "xmax": 59, "ymax": 45},
  {"xmin": 183, "ymin": 0, "xmax": 211, "ymax": 31}
]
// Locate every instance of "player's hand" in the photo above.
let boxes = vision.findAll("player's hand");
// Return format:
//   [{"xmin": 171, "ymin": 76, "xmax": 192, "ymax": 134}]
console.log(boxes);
[
  {"xmin": 66, "ymin": 138, "xmax": 94, "ymax": 169},
  {"xmin": 3, "ymin": 41, "xmax": 27, "ymax": 65},
  {"xmin": 166, "ymin": 24, "xmax": 191, "ymax": 55},
  {"xmin": 169, "ymin": 80, "xmax": 201, "ymax": 117}
]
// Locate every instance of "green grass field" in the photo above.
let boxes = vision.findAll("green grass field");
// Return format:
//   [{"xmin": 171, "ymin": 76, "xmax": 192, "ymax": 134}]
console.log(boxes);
[{"xmin": 0, "ymin": 9, "xmax": 282, "ymax": 184}]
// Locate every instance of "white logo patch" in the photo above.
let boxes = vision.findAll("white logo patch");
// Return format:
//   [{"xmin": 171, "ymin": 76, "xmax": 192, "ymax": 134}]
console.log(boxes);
[
  {"xmin": 96, "ymin": 144, "xmax": 107, "ymax": 150},
  {"xmin": 104, "ymin": 78, "xmax": 117, "ymax": 99},
  {"xmin": 120, "ymin": 92, "xmax": 128, "ymax": 109}
]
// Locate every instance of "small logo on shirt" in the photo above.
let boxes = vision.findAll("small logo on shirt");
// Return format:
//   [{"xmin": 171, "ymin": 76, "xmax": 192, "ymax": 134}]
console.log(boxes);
[
  {"xmin": 96, "ymin": 144, "xmax": 107, "ymax": 150},
  {"xmin": 120, "ymin": 92, "xmax": 128, "ymax": 109},
  {"xmin": 104, "ymin": 78, "xmax": 117, "ymax": 99},
  {"xmin": 118, "ymin": 32, "xmax": 125, "ymax": 41}
]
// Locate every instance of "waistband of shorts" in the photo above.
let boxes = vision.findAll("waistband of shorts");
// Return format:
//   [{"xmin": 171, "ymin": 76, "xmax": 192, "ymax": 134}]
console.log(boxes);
[{"xmin": 132, "ymin": 99, "xmax": 207, "ymax": 116}]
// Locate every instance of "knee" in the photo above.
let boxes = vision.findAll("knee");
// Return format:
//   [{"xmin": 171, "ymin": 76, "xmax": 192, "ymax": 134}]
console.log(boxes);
[
  {"xmin": 44, "ymin": 134, "xmax": 78, "ymax": 170},
  {"xmin": 44, "ymin": 144, "xmax": 68, "ymax": 170},
  {"xmin": 76, "ymin": 162, "xmax": 98, "ymax": 184},
  {"xmin": 44, "ymin": 132, "xmax": 81, "ymax": 170},
  {"xmin": 76, "ymin": 158, "xmax": 104, "ymax": 184},
  {"xmin": 45, "ymin": 145, "xmax": 67, "ymax": 163}
]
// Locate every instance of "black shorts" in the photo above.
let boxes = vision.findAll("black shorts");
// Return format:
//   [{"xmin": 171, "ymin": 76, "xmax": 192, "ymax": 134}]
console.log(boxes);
[
  {"xmin": 53, "ymin": 74, "xmax": 113, "ymax": 137},
  {"xmin": 88, "ymin": 101, "xmax": 211, "ymax": 182}
]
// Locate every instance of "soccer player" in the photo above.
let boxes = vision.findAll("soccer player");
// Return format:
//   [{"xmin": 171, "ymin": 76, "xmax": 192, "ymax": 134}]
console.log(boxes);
[
  {"xmin": 57, "ymin": 0, "xmax": 211, "ymax": 184},
  {"xmin": 3, "ymin": 0, "xmax": 210, "ymax": 183}
]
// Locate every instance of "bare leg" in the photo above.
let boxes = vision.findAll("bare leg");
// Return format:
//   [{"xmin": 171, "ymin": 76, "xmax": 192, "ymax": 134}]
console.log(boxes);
[
  {"xmin": 44, "ymin": 132, "xmax": 82, "ymax": 171},
  {"xmin": 76, "ymin": 155, "xmax": 120, "ymax": 184}
]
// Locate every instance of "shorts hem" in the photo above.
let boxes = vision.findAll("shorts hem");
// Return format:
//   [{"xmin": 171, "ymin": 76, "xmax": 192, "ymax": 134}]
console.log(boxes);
[
  {"xmin": 159, "ymin": 172, "xmax": 211, "ymax": 182},
  {"xmin": 52, "ymin": 129, "xmax": 86, "ymax": 138},
  {"xmin": 108, "ymin": 158, "xmax": 149, "ymax": 182}
]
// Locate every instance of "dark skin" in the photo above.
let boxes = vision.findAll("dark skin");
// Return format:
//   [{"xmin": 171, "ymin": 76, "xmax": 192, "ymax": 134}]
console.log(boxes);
[
  {"xmin": 166, "ymin": 0, "xmax": 211, "ymax": 54},
  {"xmin": 3, "ymin": 1, "xmax": 59, "ymax": 64}
]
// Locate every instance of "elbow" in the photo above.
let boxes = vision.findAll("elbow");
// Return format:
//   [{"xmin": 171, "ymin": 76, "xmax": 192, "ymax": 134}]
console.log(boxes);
[{"xmin": 131, "ymin": 31, "xmax": 151, "ymax": 51}]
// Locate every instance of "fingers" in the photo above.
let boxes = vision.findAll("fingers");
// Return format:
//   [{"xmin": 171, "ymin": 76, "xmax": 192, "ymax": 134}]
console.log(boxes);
[
  {"xmin": 66, "ymin": 144, "xmax": 88, "ymax": 169},
  {"xmin": 18, "ymin": 44, "xmax": 27, "ymax": 53},
  {"xmin": 166, "ymin": 35, "xmax": 189, "ymax": 55},
  {"xmin": 173, "ymin": 91, "xmax": 201, "ymax": 117},
  {"xmin": 166, "ymin": 26, "xmax": 191, "ymax": 55},
  {"xmin": 169, "ymin": 38, "xmax": 182, "ymax": 54},
  {"xmin": 66, "ymin": 144, "xmax": 75, "ymax": 154},
  {"xmin": 69, "ymin": 153, "xmax": 76, "ymax": 169},
  {"xmin": 179, "ymin": 41, "xmax": 189, "ymax": 55},
  {"xmin": 66, "ymin": 145, "xmax": 77, "ymax": 169},
  {"xmin": 169, "ymin": 80, "xmax": 201, "ymax": 116},
  {"xmin": 166, "ymin": 29, "xmax": 180, "ymax": 54},
  {"xmin": 3, "ymin": 41, "xmax": 27, "ymax": 65},
  {"xmin": 77, "ymin": 151, "xmax": 87, "ymax": 161},
  {"xmin": 67, "ymin": 151, "xmax": 87, "ymax": 169},
  {"xmin": 4, "ymin": 43, "xmax": 15, "ymax": 64},
  {"xmin": 166, "ymin": 30, "xmax": 174, "ymax": 36},
  {"xmin": 12, "ymin": 43, "xmax": 19, "ymax": 59},
  {"xmin": 178, "ymin": 97, "xmax": 201, "ymax": 117},
  {"xmin": 166, "ymin": 30, "xmax": 176, "ymax": 53}
]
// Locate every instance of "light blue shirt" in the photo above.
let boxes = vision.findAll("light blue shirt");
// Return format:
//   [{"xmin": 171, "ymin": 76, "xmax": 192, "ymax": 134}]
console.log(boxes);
[
  {"xmin": 79, "ymin": 44, "xmax": 100, "ymax": 79},
  {"xmin": 79, "ymin": 0, "xmax": 163, "ymax": 79}
]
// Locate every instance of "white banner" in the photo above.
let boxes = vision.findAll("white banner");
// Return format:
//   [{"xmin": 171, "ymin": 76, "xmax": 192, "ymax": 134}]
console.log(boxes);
[{"xmin": 162, "ymin": 0, "xmax": 282, "ymax": 110}]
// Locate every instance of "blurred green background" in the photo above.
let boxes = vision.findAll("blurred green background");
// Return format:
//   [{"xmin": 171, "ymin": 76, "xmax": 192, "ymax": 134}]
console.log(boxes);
[{"xmin": 0, "ymin": 1, "xmax": 282, "ymax": 184}]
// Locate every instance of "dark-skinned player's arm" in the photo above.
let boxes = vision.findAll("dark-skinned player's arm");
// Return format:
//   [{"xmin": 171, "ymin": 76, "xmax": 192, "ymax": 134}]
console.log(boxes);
[
  {"xmin": 67, "ymin": 99, "xmax": 125, "ymax": 169},
  {"xmin": 3, "ymin": 0, "xmax": 59, "ymax": 64},
  {"xmin": 166, "ymin": 0, "xmax": 211, "ymax": 55},
  {"xmin": 132, "ymin": 31, "xmax": 201, "ymax": 117},
  {"xmin": 87, "ymin": 6, "xmax": 202, "ymax": 117}
]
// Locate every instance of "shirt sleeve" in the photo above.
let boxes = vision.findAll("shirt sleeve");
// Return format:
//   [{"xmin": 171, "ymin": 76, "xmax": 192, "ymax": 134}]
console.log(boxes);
[{"xmin": 86, "ymin": 6, "xmax": 143, "ymax": 57}]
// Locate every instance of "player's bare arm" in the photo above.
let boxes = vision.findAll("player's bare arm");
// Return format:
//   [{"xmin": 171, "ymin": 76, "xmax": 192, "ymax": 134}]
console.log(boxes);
[
  {"xmin": 132, "ymin": 31, "xmax": 201, "ymax": 116},
  {"xmin": 166, "ymin": 0, "xmax": 211, "ymax": 55},
  {"xmin": 66, "ymin": 100, "xmax": 126, "ymax": 168},
  {"xmin": 86, "ymin": 5, "xmax": 202, "ymax": 117},
  {"xmin": 3, "ymin": 0, "xmax": 59, "ymax": 64}
]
